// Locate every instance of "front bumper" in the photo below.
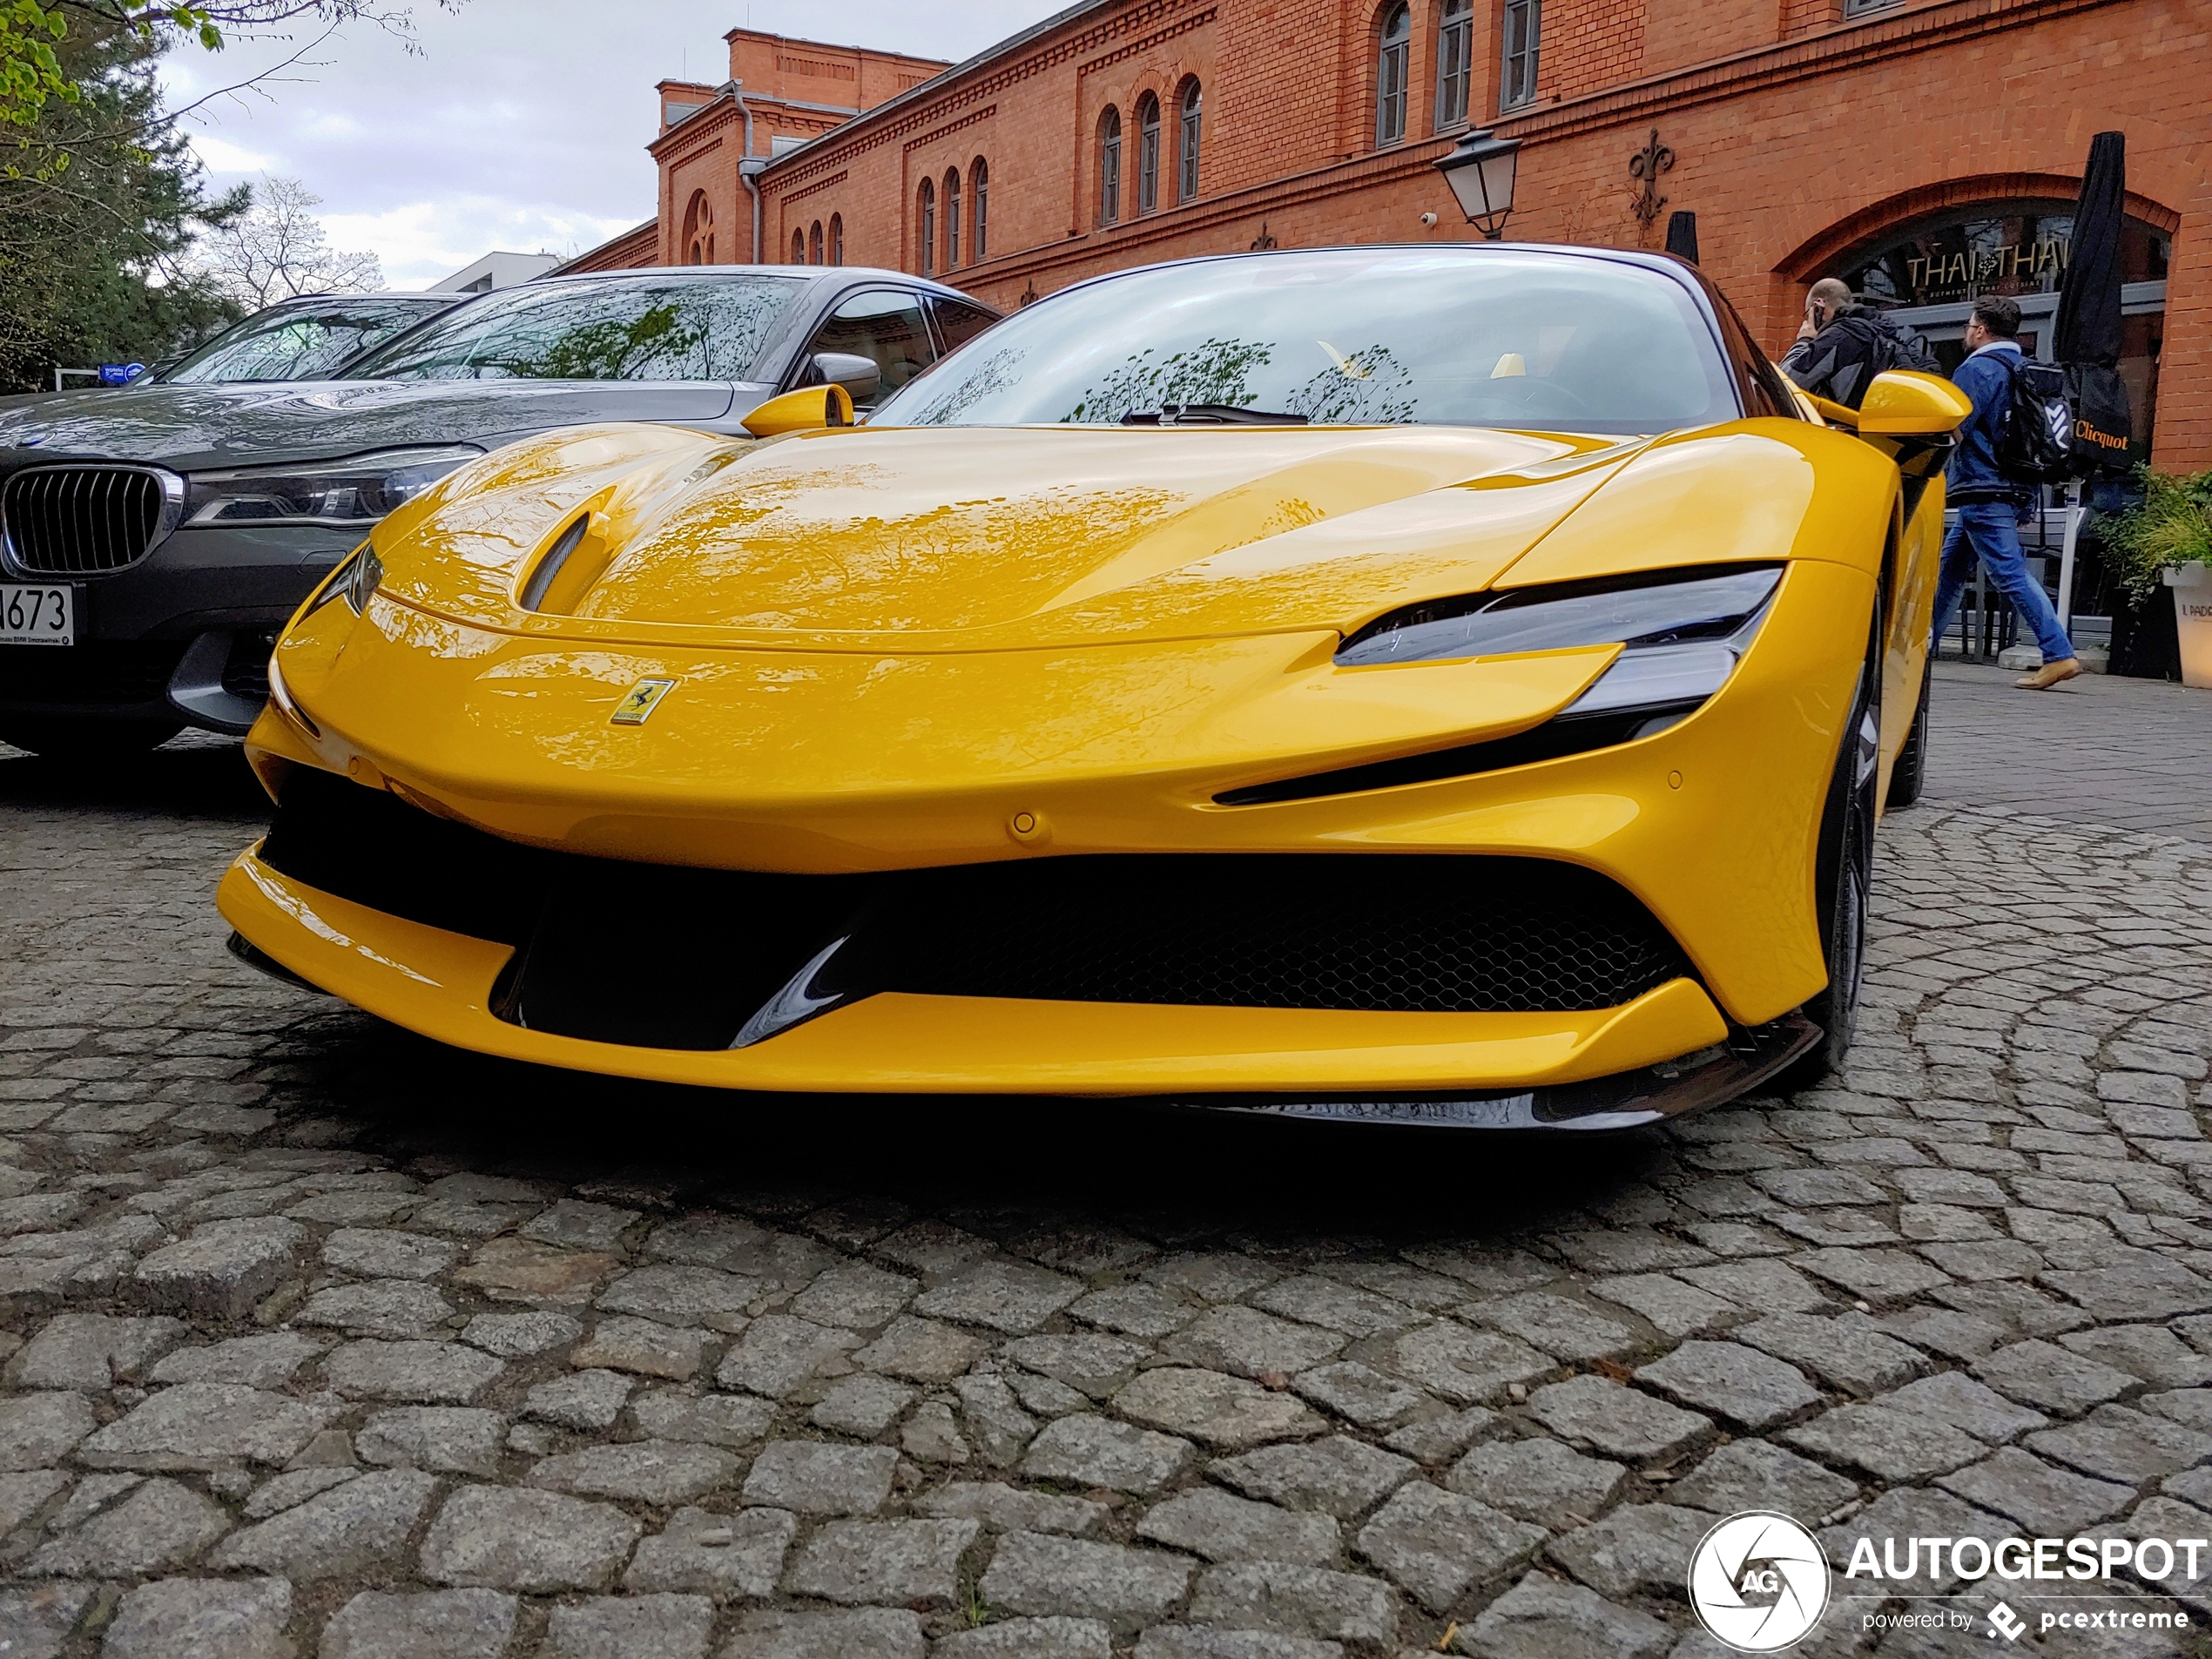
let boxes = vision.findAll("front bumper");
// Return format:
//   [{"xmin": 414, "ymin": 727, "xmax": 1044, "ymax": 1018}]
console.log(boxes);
[
  {"xmin": 0, "ymin": 523, "xmax": 357, "ymax": 732},
  {"xmin": 219, "ymin": 844, "xmax": 1757, "ymax": 1112}
]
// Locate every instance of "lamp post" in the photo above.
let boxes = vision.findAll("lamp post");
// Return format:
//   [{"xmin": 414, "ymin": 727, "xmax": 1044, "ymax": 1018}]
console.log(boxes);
[{"xmin": 1434, "ymin": 127, "xmax": 1521, "ymax": 240}]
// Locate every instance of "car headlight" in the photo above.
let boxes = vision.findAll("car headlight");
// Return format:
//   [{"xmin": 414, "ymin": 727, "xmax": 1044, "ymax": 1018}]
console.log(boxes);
[
  {"xmin": 306, "ymin": 541, "xmax": 383, "ymax": 618},
  {"xmin": 1339, "ymin": 563, "xmax": 1782, "ymax": 728},
  {"xmin": 184, "ymin": 444, "xmax": 481, "ymax": 527}
]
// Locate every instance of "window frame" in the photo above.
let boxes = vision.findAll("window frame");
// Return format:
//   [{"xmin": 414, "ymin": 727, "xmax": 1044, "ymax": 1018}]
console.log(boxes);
[
  {"xmin": 829, "ymin": 214, "xmax": 844, "ymax": 266},
  {"xmin": 1436, "ymin": 0, "xmax": 1474, "ymax": 130},
  {"xmin": 918, "ymin": 179, "xmax": 936, "ymax": 276},
  {"xmin": 972, "ymin": 159, "xmax": 989, "ymax": 261},
  {"xmin": 1177, "ymin": 79, "xmax": 1202, "ymax": 203},
  {"xmin": 1098, "ymin": 106, "xmax": 1123, "ymax": 226},
  {"xmin": 1501, "ymin": 0, "xmax": 1541, "ymax": 111},
  {"xmin": 1136, "ymin": 92, "xmax": 1162, "ymax": 215},
  {"xmin": 1375, "ymin": 2, "xmax": 1411, "ymax": 147},
  {"xmin": 945, "ymin": 168, "xmax": 961, "ymax": 267},
  {"xmin": 791, "ymin": 228, "xmax": 805, "ymax": 265},
  {"xmin": 808, "ymin": 221, "xmax": 823, "ymax": 266}
]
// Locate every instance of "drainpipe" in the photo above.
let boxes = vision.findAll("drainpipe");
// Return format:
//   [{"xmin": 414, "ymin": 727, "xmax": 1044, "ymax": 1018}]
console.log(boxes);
[{"xmin": 730, "ymin": 79, "xmax": 764, "ymax": 264}]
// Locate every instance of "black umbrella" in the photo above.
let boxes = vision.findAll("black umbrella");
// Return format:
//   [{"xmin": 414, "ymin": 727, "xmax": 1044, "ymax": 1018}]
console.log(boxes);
[
  {"xmin": 2052, "ymin": 130, "xmax": 2131, "ymax": 469},
  {"xmin": 2048, "ymin": 130, "xmax": 2132, "ymax": 634},
  {"xmin": 1665, "ymin": 211, "xmax": 1699, "ymax": 266}
]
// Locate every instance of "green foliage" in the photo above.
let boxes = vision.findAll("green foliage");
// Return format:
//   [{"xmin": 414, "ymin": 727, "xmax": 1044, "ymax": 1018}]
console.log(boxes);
[
  {"xmin": 1062, "ymin": 337, "xmax": 1277, "ymax": 422},
  {"xmin": 1, "ymin": 3, "xmax": 71, "ymax": 137},
  {"xmin": 0, "ymin": 16, "xmax": 240, "ymax": 390},
  {"xmin": 2101, "ymin": 465, "xmax": 2212, "ymax": 606}
]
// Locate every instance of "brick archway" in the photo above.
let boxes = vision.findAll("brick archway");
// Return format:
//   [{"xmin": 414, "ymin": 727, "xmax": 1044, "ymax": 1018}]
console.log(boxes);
[{"xmin": 1777, "ymin": 172, "xmax": 2182, "ymax": 284}]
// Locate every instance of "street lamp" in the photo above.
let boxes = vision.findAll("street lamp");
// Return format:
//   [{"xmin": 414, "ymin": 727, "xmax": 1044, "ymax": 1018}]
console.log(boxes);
[{"xmin": 1435, "ymin": 127, "xmax": 1521, "ymax": 240}]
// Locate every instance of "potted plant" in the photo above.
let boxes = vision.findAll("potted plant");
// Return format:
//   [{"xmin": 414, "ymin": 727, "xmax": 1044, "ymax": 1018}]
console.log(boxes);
[{"xmin": 2102, "ymin": 466, "xmax": 2212, "ymax": 688}]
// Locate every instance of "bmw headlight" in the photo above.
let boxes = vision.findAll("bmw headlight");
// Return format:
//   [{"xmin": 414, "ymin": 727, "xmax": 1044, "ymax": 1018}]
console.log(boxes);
[
  {"xmin": 1339, "ymin": 564, "xmax": 1782, "ymax": 732},
  {"xmin": 185, "ymin": 444, "xmax": 482, "ymax": 527}
]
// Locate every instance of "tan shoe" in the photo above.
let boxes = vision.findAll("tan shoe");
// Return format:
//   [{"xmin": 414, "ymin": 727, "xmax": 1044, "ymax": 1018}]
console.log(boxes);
[{"xmin": 2016, "ymin": 658, "xmax": 2081, "ymax": 690}]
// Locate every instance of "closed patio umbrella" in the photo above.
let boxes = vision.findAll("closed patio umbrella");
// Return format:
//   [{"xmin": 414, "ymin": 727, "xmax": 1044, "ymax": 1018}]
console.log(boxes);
[{"xmin": 2049, "ymin": 130, "xmax": 2131, "ymax": 630}]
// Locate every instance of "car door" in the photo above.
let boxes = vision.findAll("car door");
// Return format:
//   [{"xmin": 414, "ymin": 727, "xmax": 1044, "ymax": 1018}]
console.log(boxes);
[{"xmin": 793, "ymin": 288, "xmax": 939, "ymax": 414}]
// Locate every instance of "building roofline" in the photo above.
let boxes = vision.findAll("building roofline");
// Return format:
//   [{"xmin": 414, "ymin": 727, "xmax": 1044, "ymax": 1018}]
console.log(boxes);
[
  {"xmin": 718, "ymin": 25, "xmax": 948, "ymax": 70},
  {"xmin": 757, "ymin": 0, "xmax": 1119, "ymax": 179}
]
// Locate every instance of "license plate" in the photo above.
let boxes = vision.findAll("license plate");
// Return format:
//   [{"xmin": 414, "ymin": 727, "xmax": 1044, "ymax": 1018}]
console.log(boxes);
[{"xmin": 0, "ymin": 583, "xmax": 72, "ymax": 646}]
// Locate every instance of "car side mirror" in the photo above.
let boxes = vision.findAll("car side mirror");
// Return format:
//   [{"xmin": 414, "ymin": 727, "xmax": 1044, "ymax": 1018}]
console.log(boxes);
[
  {"xmin": 809, "ymin": 351, "xmax": 881, "ymax": 401},
  {"xmin": 1858, "ymin": 370, "xmax": 1973, "ymax": 437},
  {"xmin": 741, "ymin": 383, "xmax": 856, "ymax": 438}
]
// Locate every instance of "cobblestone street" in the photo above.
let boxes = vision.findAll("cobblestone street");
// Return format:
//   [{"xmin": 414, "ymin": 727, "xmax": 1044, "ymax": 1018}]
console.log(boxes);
[{"xmin": 2, "ymin": 669, "xmax": 2210, "ymax": 1659}]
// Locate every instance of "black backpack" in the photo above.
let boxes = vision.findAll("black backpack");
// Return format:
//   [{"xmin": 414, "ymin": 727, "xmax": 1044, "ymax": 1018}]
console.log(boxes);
[{"xmin": 1994, "ymin": 356, "xmax": 2076, "ymax": 486}]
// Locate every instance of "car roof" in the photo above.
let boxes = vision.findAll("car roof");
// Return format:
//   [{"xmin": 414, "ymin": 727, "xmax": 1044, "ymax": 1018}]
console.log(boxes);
[{"xmin": 520, "ymin": 264, "xmax": 996, "ymax": 308}]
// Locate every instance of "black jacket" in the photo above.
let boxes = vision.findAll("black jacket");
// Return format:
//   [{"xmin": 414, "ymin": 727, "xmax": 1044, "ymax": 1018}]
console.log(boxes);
[{"xmin": 1781, "ymin": 306, "xmax": 1936, "ymax": 409}]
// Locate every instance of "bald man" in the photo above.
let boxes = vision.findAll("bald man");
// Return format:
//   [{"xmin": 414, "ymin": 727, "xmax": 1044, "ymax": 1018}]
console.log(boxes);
[{"xmin": 1782, "ymin": 278, "xmax": 1935, "ymax": 409}]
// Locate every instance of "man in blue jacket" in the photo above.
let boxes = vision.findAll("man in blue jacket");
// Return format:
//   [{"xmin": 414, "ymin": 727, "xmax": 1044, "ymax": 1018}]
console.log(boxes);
[{"xmin": 1931, "ymin": 296, "xmax": 2080, "ymax": 690}]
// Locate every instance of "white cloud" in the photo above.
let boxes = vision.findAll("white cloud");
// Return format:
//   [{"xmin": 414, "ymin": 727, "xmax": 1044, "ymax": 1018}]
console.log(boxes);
[{"xmin": 163, "ymin": 0, "xmax": 1059, "ymax": 294}]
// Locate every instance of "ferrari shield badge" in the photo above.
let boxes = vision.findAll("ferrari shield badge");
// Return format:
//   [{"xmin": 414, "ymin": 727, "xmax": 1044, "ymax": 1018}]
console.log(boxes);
[{"xmin": 610, "ymin": 678, "xmax": 677, "ymax": 725}]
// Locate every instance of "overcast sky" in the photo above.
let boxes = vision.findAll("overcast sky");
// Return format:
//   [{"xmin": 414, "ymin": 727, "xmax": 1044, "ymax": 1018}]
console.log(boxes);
[{"xmin": 160, "ymin": 1, "xmax": 1059, "ymax": 290}]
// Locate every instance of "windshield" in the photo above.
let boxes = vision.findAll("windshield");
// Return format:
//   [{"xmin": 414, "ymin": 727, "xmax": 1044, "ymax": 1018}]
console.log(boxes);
[
  {"xmin": 874, "ymin": 249, "xmax": 1739, "ymax": 435},
  {"xmin": 344, "ymin": 275, "xmax": 806, "ymax": 382},
  {"xmin": 158, "ymin": 299, "xmax": 451, "ymax": 385}
]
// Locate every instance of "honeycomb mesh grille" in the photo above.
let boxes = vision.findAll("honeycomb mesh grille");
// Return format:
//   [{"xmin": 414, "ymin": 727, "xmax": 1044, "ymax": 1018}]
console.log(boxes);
[
  {"xmin": 3, "ymin": 466, "xmax": 167, "ymax": 575},
  {"xmin": 851, "ymin": 856, "xmax": 1690, "ymax": 1015}
]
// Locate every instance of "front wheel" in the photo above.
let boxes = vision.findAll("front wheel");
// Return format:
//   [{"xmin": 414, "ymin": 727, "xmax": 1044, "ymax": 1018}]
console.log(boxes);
[
  {"xmin": 1780, "ymin": 628, "xmax": 1882, "ymax": 1090},
  {"xmin": 1885, "ymin": 656, "xmax": 1931, "ymax": 810},
  {"xmin": 0, "ymin": 718, "xmax": 184, "ymax": 759}
]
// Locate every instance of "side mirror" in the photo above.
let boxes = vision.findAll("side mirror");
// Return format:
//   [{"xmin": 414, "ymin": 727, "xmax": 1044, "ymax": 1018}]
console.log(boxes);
[
  {"xmin": 1858, "ymin": 370, "xmax": 1972, "ymax": 437},
  {"xmin": 809, "ymin": 351, "xmax": 881, "ymax": 401},
  {"xmin": 740, "ymin": 383, "xmax": 855, "ymax": 439}
]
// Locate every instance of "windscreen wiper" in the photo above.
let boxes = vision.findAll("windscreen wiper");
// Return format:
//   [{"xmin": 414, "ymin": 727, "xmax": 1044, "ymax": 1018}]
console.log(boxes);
[{"xmin": 1120, "ymin": 403, "xmax": 1309, "ymax": 426}]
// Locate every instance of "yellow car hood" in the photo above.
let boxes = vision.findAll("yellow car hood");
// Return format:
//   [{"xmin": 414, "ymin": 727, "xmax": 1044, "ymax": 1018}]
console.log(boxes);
[{"xmin": 377, "ymin": 422, "xmax": 1644, "ymax": 651}]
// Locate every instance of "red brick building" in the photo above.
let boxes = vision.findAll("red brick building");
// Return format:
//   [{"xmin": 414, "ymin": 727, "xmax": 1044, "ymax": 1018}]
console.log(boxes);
[{"xmin": 593, "ymin": 1, "xmax": 2208, "ymax": 468}]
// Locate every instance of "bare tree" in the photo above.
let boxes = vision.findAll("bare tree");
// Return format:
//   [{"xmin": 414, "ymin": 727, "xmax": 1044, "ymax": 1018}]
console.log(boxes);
[{"xmin": 190, "ymin": 173, "xmax": 381, "ymax": 307}]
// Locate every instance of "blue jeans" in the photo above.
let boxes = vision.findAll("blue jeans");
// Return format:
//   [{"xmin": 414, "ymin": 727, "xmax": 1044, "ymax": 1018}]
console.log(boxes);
[{"xmin": 1931, "ymin": 500, "xmax": 2074, "ymax": 663}]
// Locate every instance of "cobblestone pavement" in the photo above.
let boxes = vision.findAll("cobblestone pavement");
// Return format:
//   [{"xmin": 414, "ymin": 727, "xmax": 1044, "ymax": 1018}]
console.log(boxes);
[
  {"xmin": 2, "ymin": 702, "xmax": 2211, "ymax": 1658},
  {"xmin": 1925, "ymin": 661, "xmax": 2212, "ymax": 844}
]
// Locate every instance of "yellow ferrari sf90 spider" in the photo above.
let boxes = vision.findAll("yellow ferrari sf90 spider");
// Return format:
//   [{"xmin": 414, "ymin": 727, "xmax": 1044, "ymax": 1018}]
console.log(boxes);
[{"xmin": 219, "ymin": 246, "xmax": 1970, "ymax": 1130}]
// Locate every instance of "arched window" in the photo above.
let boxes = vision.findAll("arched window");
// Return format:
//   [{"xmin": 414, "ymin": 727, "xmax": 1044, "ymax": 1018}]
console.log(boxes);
[
  {"xmin": 917, "ymin": 178, "xmax": 935, "ymax": 274},
  {"xmin": 971, "ymin": 159, "xmax": 988, "ymax": 261},
  {"xmin": 1375, "ymin": 3, "xmax": 1411, "ymax": 145},
  {"xmin": 1097, "ymin": 106, "xmax": 1123, "ymax": 225},
  {"xmin": 809, "ymin": 221, "xmax": 823, "ymax": 265},
  {"xmin": 791, "ymin": 228, "xmax": 805, "ymax": 264},
  {"xmin": 829, "ymin": 213, "xmax": 844, "ymax": 265},
  {"xmin": 682, "ymin": 192, "xmax": 714, "ymax": 266},
  {"xmin": 1177, "ymin": 80, "xmax": 1202, "ymax": 202},
  {"xmin": 945, "ymin": 168, "xmax": 961, "ymax": 266},
  {"xmin": 1436, "ymin": 0, "xmax": 1474, "ymax": 128},
  {"xmin": 1136, "ymin": 92, "xmax": 1161, "ymax": 215}
]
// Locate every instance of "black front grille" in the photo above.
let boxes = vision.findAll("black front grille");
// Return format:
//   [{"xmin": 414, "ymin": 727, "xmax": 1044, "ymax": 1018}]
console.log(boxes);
[
  {"xmin": 3, "ymin": 466, "xmax": 169, "ymax": 575},
  {"xmin": 0, "ymin": 639, "xmax": 186, "ymax": 708},
  {"xmin": 260, "ymin": 768, "xmax": 1693, "ymax": 1049}
]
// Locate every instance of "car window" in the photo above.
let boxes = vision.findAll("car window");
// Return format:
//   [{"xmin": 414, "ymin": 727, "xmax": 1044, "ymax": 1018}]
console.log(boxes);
[
  {"xmin": 344, "ymin": 275, "xmax": 806, "ymax": 383},
  {"xmin": 160, "ymin": 300, "xmax": 450, "ymax": 385},
  {"xmin": 929, "ymin": 296, "xmax": 1000, "ymax": 355},
  {"xmin": 1707, "ymin": 286, "xmax": 1803, "ymax": 421},
  {"xmin": 876, "ymin": 248, "xmax": 1741, "ymax": 436},
  {"xmin": 801, "ymin": 289, "xmax": 937, "ymax": 410}
]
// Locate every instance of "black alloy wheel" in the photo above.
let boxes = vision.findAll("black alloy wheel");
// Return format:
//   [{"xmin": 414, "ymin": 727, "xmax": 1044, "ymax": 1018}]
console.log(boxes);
[
  {"xmin": 0, "ymin": 718, "xmax": 183, "ymax": 759},
  {"xmin": 1783, "ymin": 619, "xmax": 1883, "ymax": 1089},
  {"xmin": 1885, "ymin": 653, "xmax": 1931, "ymax": 809}
]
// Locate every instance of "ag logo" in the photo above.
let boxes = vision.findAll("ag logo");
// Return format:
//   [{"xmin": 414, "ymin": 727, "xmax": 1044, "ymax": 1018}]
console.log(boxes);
[{"xmin": 1689, "ymin": 1511, "xmax": 1831, "ymax": 1652}]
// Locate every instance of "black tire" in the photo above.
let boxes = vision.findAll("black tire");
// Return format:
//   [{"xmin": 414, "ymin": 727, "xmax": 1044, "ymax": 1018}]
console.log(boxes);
[
  {"xmin": 0, "ymin": 718, "xmax": 183, "ymax": 759},
  {"xmin": 1780, "ymin": 625, "xmax": 1883, "ymax": 1091},
  {"xmin": 1885, "ymin": 655, "xmax": 1931, "ymax": 810}
]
